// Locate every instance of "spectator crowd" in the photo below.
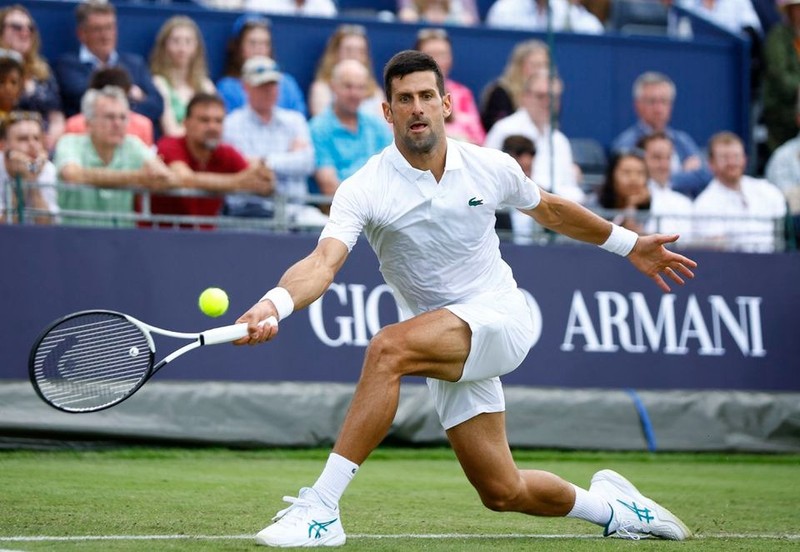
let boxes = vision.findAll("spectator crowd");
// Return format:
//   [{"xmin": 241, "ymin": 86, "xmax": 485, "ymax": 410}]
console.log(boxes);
[{"xmin": 0, "ymin": 0, "xmax": 796, "ymax": 253}]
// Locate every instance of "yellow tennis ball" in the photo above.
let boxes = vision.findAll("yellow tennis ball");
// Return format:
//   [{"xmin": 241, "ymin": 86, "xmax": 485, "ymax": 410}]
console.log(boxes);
[{"xmin": 198, "ymin": 287, "xmax": 229, "ymax": 318}]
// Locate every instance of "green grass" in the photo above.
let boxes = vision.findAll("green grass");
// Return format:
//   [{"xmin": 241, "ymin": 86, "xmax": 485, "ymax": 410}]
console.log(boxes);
[{"xmin": 1, "ymin": 448, "xmax": 798, "ymax": 551}]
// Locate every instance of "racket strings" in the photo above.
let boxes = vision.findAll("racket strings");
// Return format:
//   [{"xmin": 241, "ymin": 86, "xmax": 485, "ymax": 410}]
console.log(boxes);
[{"xmin": 32, "ymin": 313, "xmax": 152, "ymax": 411}]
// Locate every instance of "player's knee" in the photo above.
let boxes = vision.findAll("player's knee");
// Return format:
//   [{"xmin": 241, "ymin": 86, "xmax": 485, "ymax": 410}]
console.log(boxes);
[
  {"xmin": 476, "ymin": 481, "xmax": 523, "ymax": 513},
  {"xmin": 363, "ymin": 328, "xmax": 406, "ymax": 378}
]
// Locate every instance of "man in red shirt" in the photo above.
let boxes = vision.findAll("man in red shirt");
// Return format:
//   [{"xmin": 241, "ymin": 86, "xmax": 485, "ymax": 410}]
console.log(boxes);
[{"xmin": 151, "ymin": 92, "xmax": 274, "ymax": 225}]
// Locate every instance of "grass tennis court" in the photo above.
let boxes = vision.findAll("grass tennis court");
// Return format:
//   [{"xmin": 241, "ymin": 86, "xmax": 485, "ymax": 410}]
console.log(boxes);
[{"xmin": 1, "ymin": 447, "xmax": 798, "ymax": 551}]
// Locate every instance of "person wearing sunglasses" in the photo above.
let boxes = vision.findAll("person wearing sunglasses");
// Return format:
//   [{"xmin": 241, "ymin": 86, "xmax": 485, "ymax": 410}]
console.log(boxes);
[{"xmin": 0, "ymin": 5, "xmax": 63, "ymax": 151}]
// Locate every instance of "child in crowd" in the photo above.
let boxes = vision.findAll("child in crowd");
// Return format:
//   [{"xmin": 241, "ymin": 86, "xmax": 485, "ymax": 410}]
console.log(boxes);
[{"xmin": 0, "ymin": 51, "xmax": 24, "ymax": 122}]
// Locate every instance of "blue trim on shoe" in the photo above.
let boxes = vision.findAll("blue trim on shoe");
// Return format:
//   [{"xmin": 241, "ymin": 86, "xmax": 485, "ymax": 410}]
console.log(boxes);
[{"xmin": 603, "ymin": 505, "xmax": 615, "ymax": 537}]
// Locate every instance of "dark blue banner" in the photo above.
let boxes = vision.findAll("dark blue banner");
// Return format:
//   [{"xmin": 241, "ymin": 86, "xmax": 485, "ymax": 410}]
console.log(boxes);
[{"xmin": 2, "ymin": 226, "xmax": 798, "ymax": 390}]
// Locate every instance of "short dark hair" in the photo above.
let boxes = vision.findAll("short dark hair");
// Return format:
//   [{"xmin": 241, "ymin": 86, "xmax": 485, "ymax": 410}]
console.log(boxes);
[
  {"xmin": 502, "ymin": 135, "xmax": 536, "ymax": 157},
  {"xmin": 185, "ymin": 92, "xmax": 225, "ymax": 119},
  {"xmin": 0, "ymin": 53, "xmax": 22, "ymax": 80},
  {"xmin": 88, "ymin": 67, "xmax": 132, "ymax": 93},
  {"xmin": 383, "ymin": 50, "xmax": 445, "ymax": 101},
  {"xmin": 75, "ymin": 0, "xmax": 115, "ymax": 27},
  {"xmin": 635, "ymin": 131, "xmax": 671, "ymax": 151}
]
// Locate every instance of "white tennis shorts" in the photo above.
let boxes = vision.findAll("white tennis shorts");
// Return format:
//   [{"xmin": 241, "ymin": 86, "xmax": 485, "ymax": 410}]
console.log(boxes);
[{"xmin": 426, "ymin": 288, "xmax": 537, "ymax": 430}]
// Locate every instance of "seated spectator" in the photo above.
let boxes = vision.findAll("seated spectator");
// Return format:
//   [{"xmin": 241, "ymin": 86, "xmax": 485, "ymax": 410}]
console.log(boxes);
[
  {"xmin": 150, "ymin": 93, "xmax": 274, "ymax": 226},
  {"xmin": 398, "ymin": 0, "xmax": 478, "ymax": 25},
  {"xmin": 0, "ymin": 111, "xmax": 57, "ymax": 223},
  {"xmin": 149, "ymin": 16, "xmax": 216, "ymax": 138},
  {"xmin": 54, "ymin": 1, "xmax": 163, "ymax": 128},
  {"xmin": 223, "ymin": 57, "xmax": 325, "ymax": 226},
  {"xmin": 479, "ymin": 39, "xmax": 551, "ymax": 132},
  {"xmin": 637, "ymin": 132, "xmax": 694, "ymax": 240},
  {"xmin": 64, "ymin": 67, "xmax": 154, "ymax": 146},
  {"xmin": 498, "ymin": 134, "xmax": 536, "ymax": 237},
  {"xmin": 414, "ymin": 28, "xmax": 485, "ymax": 145},
  {"xmin": 484, "ymin": 70, "xmax": 585, "ymax": 203},
  {"xmin": 762, "ymin": 0, "xmax": 800, "ymax": 156},
  {"xmin": 611, "ymin": 71, "xmax": 711, "ymax": 198},
  {"xmin": 243, "ymin": 0, "xmax": 337, "ymax": 17},
  {"xmin": 764, "ymin": 87, "xmax": 800, "ymax": 236},
  {"xmin": 309, "ymin": 24, "xmax": 385, "ymax": 119},
  {"xmin": 672, "ymin": 0, "xmax": 762, "ymax": 35},
  {"xmin": 593, "ymin": 151, "xmax": 652, "ymax": 235},
  {"xmin": 216, "ymin": 14, "xmax": 306, "ymax": 116},
  {"xmin": 0, "ymin": 5, "xmax": 64, "ymax": 151},
  {"xmin": 310, "ymin": 59, "xmax": 392, "ymax": 207},
  {"xmin": 54, "ymin": 86, "xmax": 178, "ymax": 227},
  {"xmin": 694, "ymin": 132, "xmax": 787, "ymax": 252},
  {"xmin": 0, "ymin": 50, "xmax": 23, "ymax": 121},
  {"xmin": 486, "ymin": 0, "xmax": 605, "ymax": 34}
]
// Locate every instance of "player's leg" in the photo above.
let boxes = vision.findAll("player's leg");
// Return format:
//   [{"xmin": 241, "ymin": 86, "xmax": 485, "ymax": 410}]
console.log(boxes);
[
  {"xmin": 257, "ymin": 308, "xmax": 472, "ymax": 547},
  {"xmin": 332, "ymin": 308, "xmax": 471, "ymax": 465},
  {"xmin": 446, "ymin": 411, "xmax": 578, "ymax": 516}
]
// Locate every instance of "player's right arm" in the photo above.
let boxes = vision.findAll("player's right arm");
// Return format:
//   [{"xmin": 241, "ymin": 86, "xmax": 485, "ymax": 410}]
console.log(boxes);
[{"xmin": 234, "ymin": 237, "xmax": 350, "ymax": 345}]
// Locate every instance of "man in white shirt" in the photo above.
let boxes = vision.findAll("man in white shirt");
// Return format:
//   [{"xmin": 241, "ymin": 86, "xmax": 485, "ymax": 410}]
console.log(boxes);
[
  {"xmin": 486, "ymin": 0, "xmax": 605, "ymax": 34},
  {"xmin": 237, "ymin": 50, "xmax": 695, "ymax": 548},
  {"xmin": 694, "ymin": 132, "xmax": 787, "ymax": 252},
  {"xmin": 0, "ymin": 111, "xmax": 58, "ymax": 224},
  {"xmin": 638, "ymin": 132, "xmax": 693, "ymax": 242},
  {"xmin": 485, "ymin": 70, "xmax": 584, "ymax": 203}
]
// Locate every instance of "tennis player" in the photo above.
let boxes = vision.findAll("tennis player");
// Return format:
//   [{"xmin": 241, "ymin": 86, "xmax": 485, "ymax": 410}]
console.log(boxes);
[{"xmin": 236, "ymin": 50, "xmax": 696, "ymax": 547}]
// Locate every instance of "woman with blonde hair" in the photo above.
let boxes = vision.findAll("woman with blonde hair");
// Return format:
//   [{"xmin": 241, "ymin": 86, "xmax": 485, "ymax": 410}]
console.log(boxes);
[
  {"xmin": 309, "ymin": 24, "xmax": 385, "ymax": 118},
  {"xmin": 149, "ymin": 15, "xmax": 215, "ymax": 137},
  {"xmin": 479, "ymin": 39, "xmax": 551, "ymax": 132},
  {"xmin": 0, "ymin": 5, "xmax": 63, "ymax": 150}
]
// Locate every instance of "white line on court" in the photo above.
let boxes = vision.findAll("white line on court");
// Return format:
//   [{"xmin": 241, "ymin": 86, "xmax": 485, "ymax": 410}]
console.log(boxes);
[{"xmin": 2, "ymin": 533, "xmax": 799, "ymax": 542}]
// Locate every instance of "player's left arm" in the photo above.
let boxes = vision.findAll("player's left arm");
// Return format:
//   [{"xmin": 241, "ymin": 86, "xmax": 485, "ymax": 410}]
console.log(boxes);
[{"xmin": 523, "ymin": 188, "xmax": 697, "ymax": 292}]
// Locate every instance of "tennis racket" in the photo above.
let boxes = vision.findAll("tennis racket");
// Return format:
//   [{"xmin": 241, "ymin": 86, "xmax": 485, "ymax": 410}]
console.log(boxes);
[{"xmin": 29, "ymin": 309, "xmax": 274, "ymax": 414}]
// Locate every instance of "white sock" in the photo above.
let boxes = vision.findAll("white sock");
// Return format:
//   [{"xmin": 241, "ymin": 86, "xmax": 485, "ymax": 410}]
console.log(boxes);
[
  {"xmin": 566, "ymin": 485, "xmax": 613, "ymax": 527},
  {"xmin": 311, "ymin": 453, "xmax": 359, "ymax": 509}
]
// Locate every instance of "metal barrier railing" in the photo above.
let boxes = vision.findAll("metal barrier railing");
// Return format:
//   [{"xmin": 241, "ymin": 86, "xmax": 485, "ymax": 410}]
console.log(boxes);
[{"xmin": 1, "ymin": 178, "xmax": 794, "ymax": 252}]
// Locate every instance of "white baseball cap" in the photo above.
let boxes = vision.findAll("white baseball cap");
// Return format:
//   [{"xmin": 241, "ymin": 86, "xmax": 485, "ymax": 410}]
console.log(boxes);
[{"xmin": 242, "ymin": 56, "xmax": 281, "ymax": 86}]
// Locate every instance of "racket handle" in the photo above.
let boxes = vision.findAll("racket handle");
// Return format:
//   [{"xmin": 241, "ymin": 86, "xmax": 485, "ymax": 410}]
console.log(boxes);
[{"xmin": 201, "ymin": 317, "xmax": 278, "ymax": 346}]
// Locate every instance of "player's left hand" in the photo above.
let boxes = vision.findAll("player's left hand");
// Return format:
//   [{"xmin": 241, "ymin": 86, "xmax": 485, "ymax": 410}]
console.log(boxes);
[{"xmin": 627, "ymin": 234, "xmax": 697, "ymax": 293}]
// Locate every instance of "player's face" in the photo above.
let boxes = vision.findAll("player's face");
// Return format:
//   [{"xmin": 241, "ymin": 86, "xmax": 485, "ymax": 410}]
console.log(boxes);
[
  {"xmin": 635, "ymin": 82, "xmax": 673, "ymax": 131},
  {"xmin": 384, "ymin": 71, "xmax": 451, "ymax": 156},
  {"xmin": 643, "ymin": 138, "xmax": 673, "ymax": 185},
  {"xmin": 709, "ymin": 141, "xmax": 746, "ymax": 186},
  {"xmin": 185, "ymin": 102, "xmax": 224, "ymax": 150}
]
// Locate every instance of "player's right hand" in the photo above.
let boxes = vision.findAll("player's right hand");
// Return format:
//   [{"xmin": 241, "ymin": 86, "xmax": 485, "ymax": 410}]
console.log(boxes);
[{"xmin": 234, "ymin": 300, "xmax": 279, "ymax": 345}]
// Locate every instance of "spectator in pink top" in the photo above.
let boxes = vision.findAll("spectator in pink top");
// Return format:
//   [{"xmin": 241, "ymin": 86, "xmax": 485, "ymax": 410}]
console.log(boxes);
[{"xmin": 414, "ymin": 28, "xmax": 485, "ymax": 145}]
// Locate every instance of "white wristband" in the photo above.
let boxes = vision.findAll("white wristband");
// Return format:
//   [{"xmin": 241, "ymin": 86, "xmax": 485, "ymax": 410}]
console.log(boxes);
[
  {"xmin": 599, "ymin": 224, "xmax": 638, "ymax": 257},
  {"xmin": 259, "ymin": 287, "xmax": 294, "ymax": 321}
]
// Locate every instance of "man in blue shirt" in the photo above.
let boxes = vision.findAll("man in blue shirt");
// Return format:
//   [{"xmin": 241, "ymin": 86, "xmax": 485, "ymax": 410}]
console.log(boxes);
[
  {"xmin": 612, "ymin": 71, "xmax": 711, "ymax": 198},
  {"xmin": 310, "ymin": 59, "xmax": 392, "ymax": 205}
]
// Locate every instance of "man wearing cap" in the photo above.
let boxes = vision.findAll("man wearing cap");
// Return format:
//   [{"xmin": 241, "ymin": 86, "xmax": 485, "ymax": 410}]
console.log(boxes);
[{"xmin": 222, "ymin": 56, "xmax": 321, "ymax": 224}]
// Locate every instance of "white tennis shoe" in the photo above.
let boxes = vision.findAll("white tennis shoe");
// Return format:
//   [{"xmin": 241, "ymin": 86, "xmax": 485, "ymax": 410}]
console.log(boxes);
[
  {"xmin": 589, "ymin": 469, "xmax": 693, "ymax": 541},
  {"xmin": 255, "ymin": 487, "xmax": 346, "ymax": 547}
]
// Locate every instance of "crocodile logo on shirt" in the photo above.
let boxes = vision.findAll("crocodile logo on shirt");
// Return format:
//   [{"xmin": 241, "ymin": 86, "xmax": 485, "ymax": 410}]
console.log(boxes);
[{"xmin": 468, "ymin": 197, "xmax": 484, "ymax": 206}]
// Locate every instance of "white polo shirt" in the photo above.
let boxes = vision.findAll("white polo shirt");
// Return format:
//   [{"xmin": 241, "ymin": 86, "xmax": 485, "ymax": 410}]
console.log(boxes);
[{"xmin": 320, "ymin": 139, "xmax": 541, "ymax": 315}]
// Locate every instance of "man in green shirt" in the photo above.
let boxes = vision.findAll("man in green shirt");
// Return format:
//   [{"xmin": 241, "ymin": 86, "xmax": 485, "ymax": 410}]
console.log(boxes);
[{"xmin": 54, "ymin": 85, "xmax": 178, "ymax": 226}]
